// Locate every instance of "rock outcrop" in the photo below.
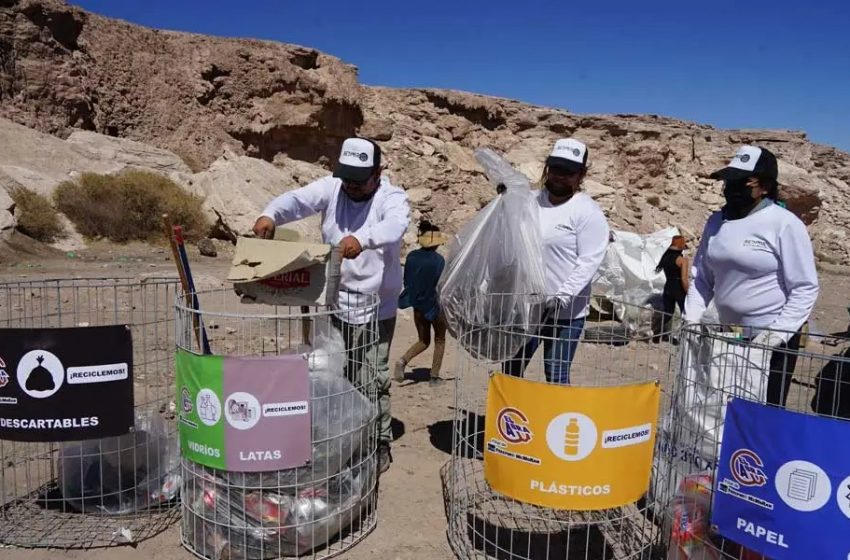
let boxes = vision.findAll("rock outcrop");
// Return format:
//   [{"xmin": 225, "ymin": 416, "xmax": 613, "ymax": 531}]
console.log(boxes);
[
  {"xmin": 0, "ymin": 186, "xmax": 14, "ymax": 234},
  {"xmin": 1, "ymin": 0, "xmax": 849, "ymax": 263}
]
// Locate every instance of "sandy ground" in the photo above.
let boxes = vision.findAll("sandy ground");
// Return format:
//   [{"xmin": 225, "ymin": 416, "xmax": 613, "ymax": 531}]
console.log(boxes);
[{"xmin": 1, "ymin": 239, "xmax": 849, "ymax": 560}]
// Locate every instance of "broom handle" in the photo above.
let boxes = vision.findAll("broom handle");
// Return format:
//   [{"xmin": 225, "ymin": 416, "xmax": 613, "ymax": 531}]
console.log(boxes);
[
  {"xmin": 163, "ymin": 215, "xmax": 204, "ymax": 352},
  {"xmin": 174, "ymin": 225, "xmax": 211, "ymax": 354}
]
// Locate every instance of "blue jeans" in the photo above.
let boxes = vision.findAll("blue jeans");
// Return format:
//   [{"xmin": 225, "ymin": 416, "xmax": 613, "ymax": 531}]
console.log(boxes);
[{"xmin": 503, "ymin": 317, "xmax": 586, "ymax": 384}]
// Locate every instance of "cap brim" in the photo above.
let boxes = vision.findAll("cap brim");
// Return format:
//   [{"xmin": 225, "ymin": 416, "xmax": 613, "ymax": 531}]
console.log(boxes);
[
  {"xmin": 546, "ymin": 156, "xmax": 584, "ymax": 173},
  {"xmin": 334, "ymin": 163, "xmax": 373, "ymax": 182},
  {"xmin": 709, "ymin": 167, "xmax": 752, "ymax": 181}
]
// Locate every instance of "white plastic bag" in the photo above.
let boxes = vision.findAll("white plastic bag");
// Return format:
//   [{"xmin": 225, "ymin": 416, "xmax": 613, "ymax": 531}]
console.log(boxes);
[
  {"xmin": 594, "ymin": 227, "xmax": 679, "ymax": 335},
  {"xmin": 438, "ymin": 148, "xmax": 547, "ymax": 362},
  {"xmin": 653, "ymin": 327, "xmax": 769, "ymax": 504}
]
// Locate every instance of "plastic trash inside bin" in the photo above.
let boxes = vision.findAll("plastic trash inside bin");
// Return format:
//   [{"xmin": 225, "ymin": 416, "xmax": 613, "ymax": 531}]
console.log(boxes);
[{"xmin": 58, "ymin": 409, "xmax": 179, "ymax": 514}]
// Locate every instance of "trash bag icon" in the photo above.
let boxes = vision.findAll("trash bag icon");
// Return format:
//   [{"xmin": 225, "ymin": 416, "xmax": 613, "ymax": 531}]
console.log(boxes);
[{"xmin": 26, "ymin": 355, "xmax": 55, "ymax": 392}]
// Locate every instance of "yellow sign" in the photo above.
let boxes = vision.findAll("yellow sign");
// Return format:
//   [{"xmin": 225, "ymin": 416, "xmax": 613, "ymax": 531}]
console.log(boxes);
[{"xmin": 483, "ymin": 373, "xmax": 661, "ymax": 510}]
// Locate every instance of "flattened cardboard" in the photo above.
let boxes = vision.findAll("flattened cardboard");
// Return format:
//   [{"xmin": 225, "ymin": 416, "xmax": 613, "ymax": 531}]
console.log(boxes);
[{"xmin": 228, "ymin": 236, "xmax": 341, "ymax": 307}]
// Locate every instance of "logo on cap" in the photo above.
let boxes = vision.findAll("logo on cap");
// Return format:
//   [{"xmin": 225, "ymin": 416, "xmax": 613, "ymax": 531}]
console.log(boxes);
[
  {"xmin": 572, "ymin": 148, "xmax": 581, "ymax": 157},
  {"xmin": 342, "ymin": 150, "xmax": 369, "ymax": 163},
  {"xmin": 740, "ymin": 154, "xmax": 751, "ymax": 163}
]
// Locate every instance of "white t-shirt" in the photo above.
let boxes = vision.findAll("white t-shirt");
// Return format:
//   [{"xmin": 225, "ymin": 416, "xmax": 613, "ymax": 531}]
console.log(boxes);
[
  {"xmin": 262, "ymin": 176, "xmax": 410, "ymax": 324},
  {"xmin": 684, "ymin": 202, "xmax": 819, "ymax": 338},
  {"xmin": 537, "ymin": 190, "xmax": 610, "ymax": 320}
]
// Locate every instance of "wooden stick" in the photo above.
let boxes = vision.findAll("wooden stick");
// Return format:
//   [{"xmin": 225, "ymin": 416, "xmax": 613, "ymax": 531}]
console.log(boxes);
[
  {"xmin": 163, "ymin": 214, "xmax": 204, "ymax": 352},
  {"xmin": 174, "ymin": 225, "xmax": 211, "ymax": 354},
  {"xmin": 163, "ymin": 214, "xmax": 191, "ymax": 297}
]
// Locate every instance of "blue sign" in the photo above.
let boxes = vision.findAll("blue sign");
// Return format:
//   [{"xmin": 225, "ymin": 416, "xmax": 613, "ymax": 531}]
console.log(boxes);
[{"xmin": 712, "ymin": 399, "xmax": 850, "ymax": 559}]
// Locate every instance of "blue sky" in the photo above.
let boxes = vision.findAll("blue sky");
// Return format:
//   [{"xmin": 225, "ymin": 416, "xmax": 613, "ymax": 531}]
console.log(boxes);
[{"xmin": 72, "ymin": 0, "xmax": 850, "ymax": 151}]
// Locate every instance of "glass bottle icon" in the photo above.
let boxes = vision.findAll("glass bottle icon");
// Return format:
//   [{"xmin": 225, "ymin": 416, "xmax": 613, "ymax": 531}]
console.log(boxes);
[{"xmin": 564, "ymin": 418, "xmax": 581, "ymax": 457}]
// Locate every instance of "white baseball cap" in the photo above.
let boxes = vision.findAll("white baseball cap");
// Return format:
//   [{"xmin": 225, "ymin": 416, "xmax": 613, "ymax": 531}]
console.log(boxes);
[
  {"xmin": 710, "ymin": 145, "xmax": 778, "ymax": 182},
  {"xmin": 546, "ymin": 138, "xmax": 589, "ymax": 173},
  {"xmin": 334, "ymin": 137, "xmax": 381, "ymax": 182}
]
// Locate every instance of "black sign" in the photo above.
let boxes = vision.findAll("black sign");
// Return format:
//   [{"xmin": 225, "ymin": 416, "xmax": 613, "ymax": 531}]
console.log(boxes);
[{"xmin": 0, "ymin": 325, "xmax": 134, "ymax": 442}]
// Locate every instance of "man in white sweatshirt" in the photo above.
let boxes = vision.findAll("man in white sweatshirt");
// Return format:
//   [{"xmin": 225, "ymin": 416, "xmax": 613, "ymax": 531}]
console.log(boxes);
[
  {"xmin": 684, "ymin": 145, "xmax": 819, "ymax": 406},
  {"xmin": 253, "ymin": 137, "xmax": 410, "ymax": 473}
]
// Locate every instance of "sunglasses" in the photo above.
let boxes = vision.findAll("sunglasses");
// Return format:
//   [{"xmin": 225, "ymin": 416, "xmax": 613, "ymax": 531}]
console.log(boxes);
[
  {"xmin": 343, "ymin": 178, "xmax": 371, "ymax": 189},
  {"xmin": 723, "ymin": 178, "xmax": 753, "ymax": 190},
  {"xmin": 548, "ymin": 166, "xmax": 582, "ymax": 177}
]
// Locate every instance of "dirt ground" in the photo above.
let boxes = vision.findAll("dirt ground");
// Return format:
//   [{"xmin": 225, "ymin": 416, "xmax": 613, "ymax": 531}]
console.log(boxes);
[{"xmin": 1, "ymin": 239, "xmax": 849, "ymax": 560}]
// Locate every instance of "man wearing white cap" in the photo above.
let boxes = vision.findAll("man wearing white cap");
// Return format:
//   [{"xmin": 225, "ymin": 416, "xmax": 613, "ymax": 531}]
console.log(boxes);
[
  {"xmin": 253, "ymin": 137, "xmax": 410, "ymax": 473},
  {"xmin": 502, "ymin": 138, "xmax": 610, "ymax": 384},
  {"xmin": 685, "ymin": 145, "xmax": 819, "ymax": 406}
]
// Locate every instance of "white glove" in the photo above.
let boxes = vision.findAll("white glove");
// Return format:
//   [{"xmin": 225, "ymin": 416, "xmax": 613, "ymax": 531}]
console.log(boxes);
[
  {"xmin": 548, "ymin": 295, "xmax": 571, "ymax": 314},
  {"xmin": 751, "ymin": 329, "xmax": 789, "ymax": 349}
]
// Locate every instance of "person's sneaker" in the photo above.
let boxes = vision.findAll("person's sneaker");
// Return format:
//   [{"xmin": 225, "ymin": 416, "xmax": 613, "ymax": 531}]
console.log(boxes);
[
  {"xmin": 378, "ymin": 442, "xmax": 393, "ymax": 474},
  {"xmin": 392, "ymin": 360, "xmax": 406, "ymax": 382},
  {"xmin": 429, "ymin": 376, "xmax": 446, "ymax": 386}
]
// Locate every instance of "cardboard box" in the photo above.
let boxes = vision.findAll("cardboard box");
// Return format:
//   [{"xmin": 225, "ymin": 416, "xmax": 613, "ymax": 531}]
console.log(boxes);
[{"xmin": 227, "ymin": 234, "xmax": 341, "ymax": 307}]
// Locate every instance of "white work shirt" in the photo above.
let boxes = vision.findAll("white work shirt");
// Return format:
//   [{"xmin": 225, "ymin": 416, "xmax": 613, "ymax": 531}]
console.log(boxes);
[
  {"xmin": 537, "ymin": 190, "xmax": 610, "ymax": 320},
  {"xmin": 684, "ymin": 202, "xmax": 819, "ymax": 338},
  {"xmin": 261, "ymin": 176, "xmax": 410, "ymax": 324}
]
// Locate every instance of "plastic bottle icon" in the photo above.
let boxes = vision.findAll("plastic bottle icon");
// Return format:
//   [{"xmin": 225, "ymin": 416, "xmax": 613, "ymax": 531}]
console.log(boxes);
[{"xmin": 564, "ymin": 418, "xmax": 581, "ymax": 457}]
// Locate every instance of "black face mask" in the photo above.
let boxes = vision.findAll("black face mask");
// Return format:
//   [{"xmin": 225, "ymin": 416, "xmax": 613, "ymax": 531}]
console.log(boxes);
[
  {"xmin": 545, "ymin": 168, "xmax": 581, "ymax": 198},
  {"xmin": 545, "ymin": 179, "xmax": 574, "ymax": 198},
  {"xmin": 342, "ymin": 177, "xmax": 378, "ymax": 202},
  {"xmin": 723, "ymin": 179, "xmax": 755, "ymax": 214}
]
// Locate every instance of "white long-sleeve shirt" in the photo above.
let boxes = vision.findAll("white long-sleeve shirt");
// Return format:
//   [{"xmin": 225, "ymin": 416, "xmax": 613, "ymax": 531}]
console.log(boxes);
[
  {"xmin": 684, "ymin": 202, "xmax": 819, "ymax": 339},
  {"xmin": 261, "ymin": 176, "xmax": 410, "ymax": 324},
  {"xmin": 537, "ymin": 191, "xmax": 610, "ymax": 320}
]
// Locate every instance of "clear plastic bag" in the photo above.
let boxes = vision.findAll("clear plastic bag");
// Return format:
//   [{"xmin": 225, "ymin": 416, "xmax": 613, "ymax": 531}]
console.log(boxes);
[
  {"xmin": 665, "ymin": 473, "xmax": 721, "ymax": 560},
  {"xmin": 665, "ymin": 472, "xmax": 762, "ymax": 560},
  {"xmin": 57, "ymin": 409, "xmax": 180, "ymax": 514},
  {"xmin": 438, "ymin": 148, "xmax": 547, "ymax": 362},
  {"xmin": 306, "ymin": 316, "xmax": 345, "ymax": 377}
]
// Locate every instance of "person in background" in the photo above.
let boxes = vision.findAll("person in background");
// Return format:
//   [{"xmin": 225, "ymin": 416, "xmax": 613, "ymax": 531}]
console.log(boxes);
[
  {"xmin": 393, "ymin": 220, "xmax": 448, "ymax": 386},
  {"xmin": 252, "ymin": 137, "xmax": 410, "ymax": 473},
  {"xmin": 653, "ymin": 235, "xmax": 689, "ymax": 343},
  {"xmin": 502, "ymin": 138, "xmax": 610, "ymax": 384},
  {"xmin": 684, "ymin": 145, "xmax": 819, "ymax": 406}
]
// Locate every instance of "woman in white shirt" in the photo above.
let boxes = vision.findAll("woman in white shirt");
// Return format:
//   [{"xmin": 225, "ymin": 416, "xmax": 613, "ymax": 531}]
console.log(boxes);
[
  {"xmin": 685, "ymin": 145, "xmax": 819, "ymax": 406},
  {"xmin": 502, "ymin": 138, "xmax": 610, "ymax": 384}
]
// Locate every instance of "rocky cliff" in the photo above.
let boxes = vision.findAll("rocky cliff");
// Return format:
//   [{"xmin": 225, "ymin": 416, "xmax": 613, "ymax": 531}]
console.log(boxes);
[{"xmin": 2, "ymin": 0, "xmax": 849, "ymax": 263}]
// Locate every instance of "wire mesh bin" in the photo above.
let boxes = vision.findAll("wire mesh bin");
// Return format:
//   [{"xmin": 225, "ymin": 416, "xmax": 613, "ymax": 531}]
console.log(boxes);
[
  {"xmin": 443, "ymin": 293, "xmax": 679, "ymax": 560},
  {"xmin": 657, "ymin": 323, "xmax": 850, "ymax": 559},
  {"xmin": 0, "ymin": 277, "xmax": 182, "ymax": 549},
  {"xmin": 175, "ymin": 289, "xmax": 380, "ymax": 560}
]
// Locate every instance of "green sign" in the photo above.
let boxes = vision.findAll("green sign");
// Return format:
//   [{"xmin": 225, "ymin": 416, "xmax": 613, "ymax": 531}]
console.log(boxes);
[{"xmin": 176, "ymin": 351, "xmax": 226, "ymax": 469}]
